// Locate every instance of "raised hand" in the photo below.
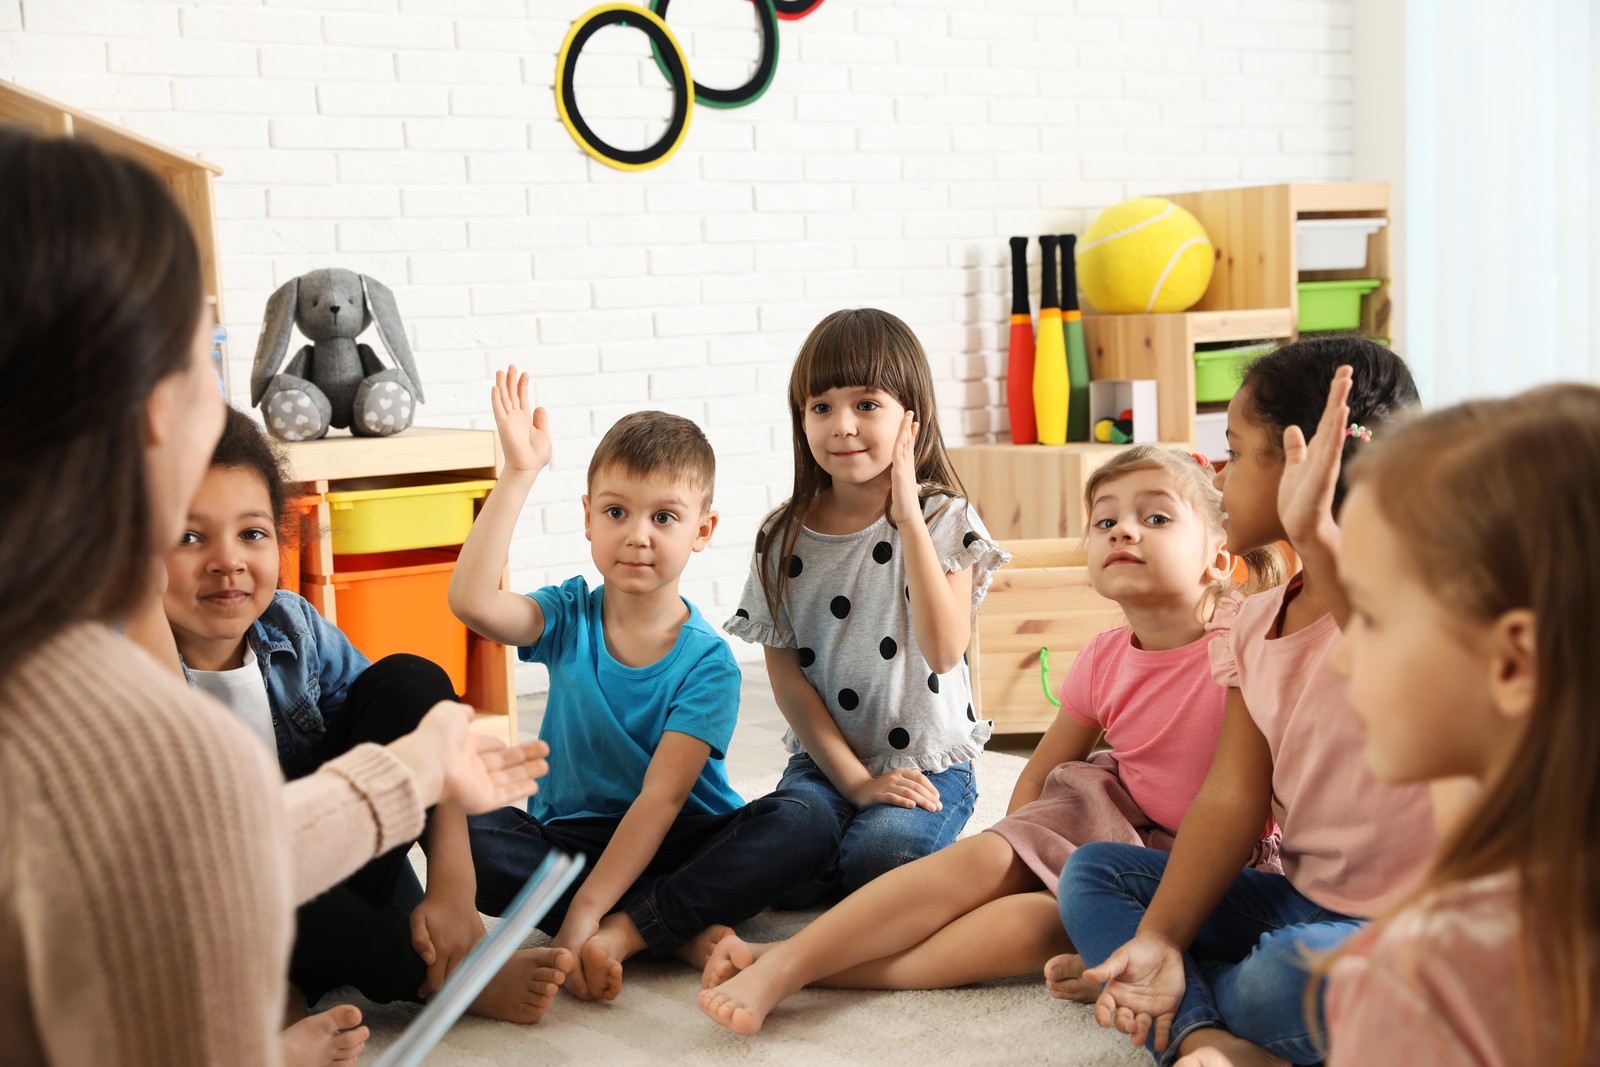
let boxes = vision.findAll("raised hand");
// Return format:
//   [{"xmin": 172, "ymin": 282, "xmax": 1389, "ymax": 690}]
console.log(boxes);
[
  {"xmin": 1081, "ymin": 932, "xmax": 1188, "ymax": 1052},
  {"xmin": 847, "ymin": 766, "xmax": 943, "ymax": 812},
  {"xmin": 491, "ymin": 364, "xmax": 552, "ymax": 476},
  {"xmin": 1278, "ymin": 364, "xmax": 1352, "ymax": 553},
  {"xmin": 888, "ymin": 409, "xmax": 922, "ymax": 525}
]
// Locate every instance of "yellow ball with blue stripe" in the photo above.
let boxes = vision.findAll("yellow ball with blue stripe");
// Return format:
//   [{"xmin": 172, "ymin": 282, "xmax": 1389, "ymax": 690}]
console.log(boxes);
[{"xmin": 1076, "ymin": 198, "xmax": 1215, "ymax": 314}]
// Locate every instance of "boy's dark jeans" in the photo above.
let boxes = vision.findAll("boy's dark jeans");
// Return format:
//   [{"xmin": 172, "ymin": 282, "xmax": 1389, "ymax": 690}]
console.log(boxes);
[
  {"xmin": 288, "ymin": 653, "xmax": 455, "ymax": 1006},
  {"xmin": 468, "ymin": 790, "xmax": 839, "ymax": 956}
]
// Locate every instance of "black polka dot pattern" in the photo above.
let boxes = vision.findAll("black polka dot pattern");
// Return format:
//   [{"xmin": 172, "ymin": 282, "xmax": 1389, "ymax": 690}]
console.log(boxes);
[
  {"xmin": 787, "ymin": 554, "xmax": 804, "ymax": 578},
  {"xmin": 735, "ymin": 608, "xmax": 749, "ymax": 619},
  {"xmin": 963, "ymin": 530, "xmax": 980, "ymax": 549},
  {"xmin": 904, "ymin": 586, "xmax": 910, "ymax": 602},
  {"xmin": 879, "ymin": 636, "xmax": 897, "ymax": 660},
  {"xmin": 830, "ymin": 595, "xmax": 851, "ymax": 619},
  {"xmin": 872, "ymin": 540, "xmax": 893, "ymax": 564},
  {"xmin": 888, "ymin": 727, "xmax": 910, "ymax": 750},
  {"xmin": 966, "ymin": 703, "xmax": 976, "ymax": 722},
  {"xmin": 927, "ymin": 672, "xmax": 940, "ymax": 694},
  {"xmin": 797, "ymin": 647, "xmax": 815, "ymax": 668},
  {"xmin": 838, "ymin": 688, "xmax": 859, "ymax": 711},
  {"xmin": 755, "ymin": 530, "xmax": 766, "ymax": 552}
]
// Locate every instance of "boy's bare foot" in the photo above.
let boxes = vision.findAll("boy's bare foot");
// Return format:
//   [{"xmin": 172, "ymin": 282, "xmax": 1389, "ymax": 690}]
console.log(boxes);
[
  {"xmin": 672, "ymin": 923, "xmax": 736, "ymax": 972},
  {"xmin": 697, "ymin": 960, "xmax": 793, "ymax": 1036},
  {"xmin": 1174, "ymin": 1028, "xmax": 1289, "ymax": 1067},
  {"xmin": 281, "ymin": 1004, "xmax": 367, "ymax": 1067},
  {"xmin": 571, "ymin": 915, "xmax": 640, "ymax": 1002},
  {"xmin": 700, "ymin": 930, "xmax": 763, "ymax": 989},
  {"xmin": 468, "ymin": 946, "xmax": 572, "ymax": 1024},
  {"xmin": 1043, "ymin": 952, "xmax": 1099, "ymax": 1003}
]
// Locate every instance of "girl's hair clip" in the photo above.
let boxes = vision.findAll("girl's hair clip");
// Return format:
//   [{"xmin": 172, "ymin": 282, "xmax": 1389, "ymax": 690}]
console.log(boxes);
[
  {"xmin": 1344, "ymin": 423, "xmax": 1372, "ymax": 442},
  {"xmin": 1189, "ymin": 451, "xmax": 1213, "ymax": 470}
]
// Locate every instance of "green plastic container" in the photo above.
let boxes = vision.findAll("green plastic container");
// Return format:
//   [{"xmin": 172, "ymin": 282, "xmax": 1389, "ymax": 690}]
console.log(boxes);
[
  {"xmin": 1297, "ymin": 279, "xmax": 1381, "ymax": 332},
  {"xmin": 1193, "ymin": 343, "xmax": 1276, "ymax": 404}
]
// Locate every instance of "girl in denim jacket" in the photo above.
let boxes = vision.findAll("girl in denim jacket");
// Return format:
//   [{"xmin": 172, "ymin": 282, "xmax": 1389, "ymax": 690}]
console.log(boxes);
[{"xmin": 163, "ymin": 408, "xmax": 570, "ymax": 1065}]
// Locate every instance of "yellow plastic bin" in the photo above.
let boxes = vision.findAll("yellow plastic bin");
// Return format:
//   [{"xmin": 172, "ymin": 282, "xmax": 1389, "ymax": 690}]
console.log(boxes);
[
  {"xmin": 324, "ymin": 476, "xmax": 494, "ymax": 556},
  {"xmin": 323, "ymin": 547, "xmax": 468, "ymax": 695}
]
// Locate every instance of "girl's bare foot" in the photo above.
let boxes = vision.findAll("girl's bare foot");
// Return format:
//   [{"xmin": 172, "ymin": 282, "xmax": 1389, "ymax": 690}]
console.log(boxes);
[
  {"xmin": 1043, "ymin": 952, "xmax": 1100, "ymax": 1003},
  {"xmin": 468, "ymin": 946, "xmax": 572, "ymax": 1024},
  {"xmin": 673, "ymin": 923, "xmax": 736, "ymax": 973},
  {"xmin": 1174, "ymin": 1028, "xmax": 1289, "ymax": 1067},
  {"xmin": 281, "ymin": 1005, "xmax": 366, "ymax": 1067},
  {"xmin": 575, "ymin": 925, "xmax": 629, "ymax": 1002},
  {"xmin": 700, "ymin": 930, "xmax": 765, "ymax": 990},
  {"xmin": 697, "ymin": 960, "xmax": 792, "ymax": 1036}
]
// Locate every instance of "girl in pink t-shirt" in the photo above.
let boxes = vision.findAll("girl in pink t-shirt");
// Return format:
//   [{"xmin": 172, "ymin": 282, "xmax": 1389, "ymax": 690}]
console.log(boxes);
[
  {"xmin": 1054, "ymin": 338, "xmax": 1436, "ymax": 1067},
  {"xmin": 1324, "ymin": 385, "xmax": 1600, "ymax": 1067},
  {"xmin": 699, "ymin": 446, "xmax": 1280, "ymax": 1037}
]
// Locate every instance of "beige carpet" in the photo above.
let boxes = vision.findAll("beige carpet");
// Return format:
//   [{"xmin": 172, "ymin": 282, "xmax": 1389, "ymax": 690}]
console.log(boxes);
[{"xmin": 348, "ymin": 752, "xmax": 1149, "ymax": 1066}]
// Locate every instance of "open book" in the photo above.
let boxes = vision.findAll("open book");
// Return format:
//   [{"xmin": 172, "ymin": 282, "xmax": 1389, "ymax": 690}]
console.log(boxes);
[{"xmin": 371, "ymin": 850, "xmax": 585, "ymax": 1067}]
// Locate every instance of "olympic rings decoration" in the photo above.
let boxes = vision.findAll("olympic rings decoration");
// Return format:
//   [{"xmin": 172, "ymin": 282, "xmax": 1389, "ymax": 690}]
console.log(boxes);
[
  {"xmin": 648, "ymin": 0, "xmax": 778, "ymax": 110},
  {"xmin": 556, "ymin": 0, "xmax": 827, "ymax": 172}
]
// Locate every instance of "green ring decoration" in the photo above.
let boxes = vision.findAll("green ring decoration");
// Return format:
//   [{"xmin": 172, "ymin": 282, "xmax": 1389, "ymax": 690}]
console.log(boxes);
[
  {"xmin": 555, "ymin": 5, "xmax": 693, "ymax": 172},
  {"xmin": 647, "ymin": 0, "xmax": 779, "ymax": 110}
]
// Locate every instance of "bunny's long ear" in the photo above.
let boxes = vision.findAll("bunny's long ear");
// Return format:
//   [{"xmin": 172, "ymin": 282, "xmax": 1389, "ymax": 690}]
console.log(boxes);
[
  {"xmin": 360, "ymin": 275, "xmax": 425, "ymax": 403},
  {"xmin": 251, "ymin": 276, "xmax": 300, "ymax": 406}
]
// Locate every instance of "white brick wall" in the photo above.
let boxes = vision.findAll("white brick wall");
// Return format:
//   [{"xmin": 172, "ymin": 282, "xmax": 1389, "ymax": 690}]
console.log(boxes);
[{"xmin": 6, "ymin": 0, "xmax": 1355, "ymax": 692}]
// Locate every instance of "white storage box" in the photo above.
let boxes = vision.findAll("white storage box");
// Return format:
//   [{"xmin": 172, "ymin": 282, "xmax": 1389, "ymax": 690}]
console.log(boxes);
[
  {"xmin": 1195, "ymin": 410, "xmax": 1229, "ymax": 465},
  {"xmin": 1295, "ymin": 217, "xmax": 1389, "ymax": 271}
]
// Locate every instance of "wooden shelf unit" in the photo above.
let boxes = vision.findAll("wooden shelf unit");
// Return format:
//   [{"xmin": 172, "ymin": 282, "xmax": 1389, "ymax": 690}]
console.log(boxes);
[
  {"xmin": 0, "ymin": 80, "xmax": 229, "ymax": 392},
  {"xmin": 282, "ymin": 428, "xmax": 517, "ymax": 743}
]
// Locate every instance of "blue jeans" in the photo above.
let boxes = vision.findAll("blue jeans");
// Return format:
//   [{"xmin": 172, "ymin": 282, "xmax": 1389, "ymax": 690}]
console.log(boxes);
[
  {"xmin": 1059, "ymin": 842, "xmax": 1363, "ymax": 1066},
  {"xmin": 772, "ymin": 753, "xmax": 978, "ymax": 906},
  {"xmin": 468, "ymin": 788, "xmax": 838, "ymax": 956}
]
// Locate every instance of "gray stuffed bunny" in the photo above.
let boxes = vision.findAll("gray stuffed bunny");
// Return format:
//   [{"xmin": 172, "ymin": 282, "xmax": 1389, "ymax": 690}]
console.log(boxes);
[{"xmin": 251, "ymin": 268, "xmax": 426, "ymax": 441}]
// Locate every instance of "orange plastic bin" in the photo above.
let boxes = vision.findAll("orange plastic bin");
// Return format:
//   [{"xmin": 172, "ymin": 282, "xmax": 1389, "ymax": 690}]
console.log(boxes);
[
  {"xmin": 278, "ymin": 493, "xmax": 322, "ymax": 595},
  {"xmin": 322, "ymin": 547, "xmax": 467, "ymax": 695}
]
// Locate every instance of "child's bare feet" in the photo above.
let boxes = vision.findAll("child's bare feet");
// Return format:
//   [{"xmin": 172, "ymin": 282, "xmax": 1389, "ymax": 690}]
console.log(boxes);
[
  {"xmin": 697, "ymin": 960, "xmax": 793, "ymax": 1036},
  {"xmin": 672, "ymin": 923, "xmax": 736, "ymax": 973},
  {"xmin": 281, "ymin": 1004, "xmax": 367, "ymax": 1067},
  {"xmin": 1174, "ymin": 1028, "xmax": 1289, "ymax": 1067},
  {"xmin": 468, "ymin": 946, "xmax": 572, "ymax": 1024},
  {"xmin": 1043, "ymin": 952, "xmax": 1100, "ymax": 1003},
  {"xmin": 700, "ymin": 930, "xmax": 764, "ymax": 989}
]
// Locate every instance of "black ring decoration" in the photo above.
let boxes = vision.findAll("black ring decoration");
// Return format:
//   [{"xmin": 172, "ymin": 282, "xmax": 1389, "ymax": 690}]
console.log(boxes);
[
  {"xmin": 559, "ymin": 8, "xmax": 691, "ymax": 170},
  {"xmin": 650, "ymin": 0, "xmax": 779, "ymax": 110},
  {"xmin": 774, "ymin": 0, "xmax": 825, "ymax": 20}
]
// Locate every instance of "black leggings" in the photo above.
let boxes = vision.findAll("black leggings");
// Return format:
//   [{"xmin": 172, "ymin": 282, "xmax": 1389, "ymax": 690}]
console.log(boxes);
[{"xmin": 287, "ymin": 653, "xmax": 455, "ymax": 1006}]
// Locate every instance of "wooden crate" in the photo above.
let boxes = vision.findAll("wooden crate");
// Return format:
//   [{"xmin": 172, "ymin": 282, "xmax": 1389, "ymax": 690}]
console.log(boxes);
[{"xmin": 974, "ymin": 539, "xmax": 1124, "ymax": 736}]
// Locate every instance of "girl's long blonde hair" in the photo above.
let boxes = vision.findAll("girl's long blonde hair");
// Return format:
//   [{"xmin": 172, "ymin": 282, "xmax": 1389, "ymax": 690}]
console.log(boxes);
[
  {"xmin": 757, "ymin": 308, "xmax": 966, "ymax": 621},
  {"xmin": 1341, "ymin": 384, "xmax": 1600, "ymax": 1066},
  {"xmin": 1083, "ymin": 445, "xmax": 1287, "ymax": 602}
]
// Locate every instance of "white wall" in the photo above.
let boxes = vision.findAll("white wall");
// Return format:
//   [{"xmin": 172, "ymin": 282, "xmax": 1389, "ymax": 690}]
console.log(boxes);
[{"xmin": 3, "ymin": 0, "xmax": 1358, "ymax": 692}]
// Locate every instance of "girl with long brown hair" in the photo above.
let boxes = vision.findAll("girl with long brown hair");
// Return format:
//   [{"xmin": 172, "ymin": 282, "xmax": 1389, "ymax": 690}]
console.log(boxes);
[
  {"xmin": 722, "ymin": 308, "xmax": 1009, "ymax": 911},
  {"xmin": 1324, "ymin": 383, "xmax": 1600, "ymax": 1066}
]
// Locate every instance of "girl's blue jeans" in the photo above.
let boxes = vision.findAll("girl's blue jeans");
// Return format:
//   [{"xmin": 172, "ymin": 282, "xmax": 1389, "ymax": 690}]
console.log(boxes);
[
  {"xmin": 772, "ymin": 753, "xmax": 978, "ymax": 906},
  {"xmin": 1059, "ymin": 841, "xmax": 1363, "ymax": 1066}
]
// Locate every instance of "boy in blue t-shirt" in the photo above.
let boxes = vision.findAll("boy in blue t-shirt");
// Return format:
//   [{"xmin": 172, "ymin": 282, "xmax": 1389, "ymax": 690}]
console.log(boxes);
[{"xmin": 452, "ymin": 367, "xmax": 836, "ymax": 1006}]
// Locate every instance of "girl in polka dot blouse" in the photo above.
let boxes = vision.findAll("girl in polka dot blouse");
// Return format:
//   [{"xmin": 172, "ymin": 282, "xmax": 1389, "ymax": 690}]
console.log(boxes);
[{"xmin": 725, "ymin": 308, "xmax": 1010, "ymax": 905}]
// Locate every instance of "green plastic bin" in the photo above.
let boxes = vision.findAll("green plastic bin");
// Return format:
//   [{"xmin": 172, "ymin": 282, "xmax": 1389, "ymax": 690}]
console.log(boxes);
[
  {"xmin": 1297, "ymin": 279, "xmax": 1381, "ymax": 332},
  {"xmin": 1193, "ymin": 343, "xmax": 1276, "ymax": 404}
]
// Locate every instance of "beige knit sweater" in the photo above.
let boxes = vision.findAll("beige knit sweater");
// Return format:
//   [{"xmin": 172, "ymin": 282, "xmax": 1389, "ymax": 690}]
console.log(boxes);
[{"xmin": 0, "ymin": 624, "xmax": 425, "ymax": 1066}]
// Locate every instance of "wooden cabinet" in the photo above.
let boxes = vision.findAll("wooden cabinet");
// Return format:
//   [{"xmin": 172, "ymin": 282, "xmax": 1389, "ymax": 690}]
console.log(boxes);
[
  {"xmin": 971, "ymin": 540, "xmax": 1122, "ymax": 735},
  {"xmin": 0, "ymin": 80, "xmax": 230, "ymax": 393},
  {"xmin": 282, "ymin": 428, "xmax": 517, "ymax": 743}
]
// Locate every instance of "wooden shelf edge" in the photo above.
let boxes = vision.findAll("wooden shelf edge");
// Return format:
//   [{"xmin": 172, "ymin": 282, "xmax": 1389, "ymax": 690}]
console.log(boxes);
[
  {"xmin": 1082, "ymin": 308, "xmax": 1295, "ymax": 344},
  {"xmin": 1288, "ymin": 182, "xmax": 1391, "ymax": 214},
  {"xmin": 281, "ymin": 427, "xmax": 498, "ymax": 482},
  {"xmin": 0, "ymin": 80, "xmax": 223, "ymax": 176}
]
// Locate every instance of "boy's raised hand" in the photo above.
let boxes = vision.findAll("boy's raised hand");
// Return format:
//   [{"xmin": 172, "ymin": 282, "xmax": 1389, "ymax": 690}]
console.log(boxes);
[
  {"xmin": 1278, "ymin": 364, "xmax": 1353, "ymax": 553},
  {"xmin": 492, "ymin": 365, "xmax": 552, "ymax": 476},
  {"xmin": 888, "ymin": 409, "xmax": 922, "ymax": 524}
]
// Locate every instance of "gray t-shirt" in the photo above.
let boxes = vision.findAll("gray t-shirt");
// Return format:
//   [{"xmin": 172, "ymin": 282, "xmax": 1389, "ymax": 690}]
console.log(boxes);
[{"xmin": 726, "ymin": 494, "xmax": 1010, "ymax": 775}]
